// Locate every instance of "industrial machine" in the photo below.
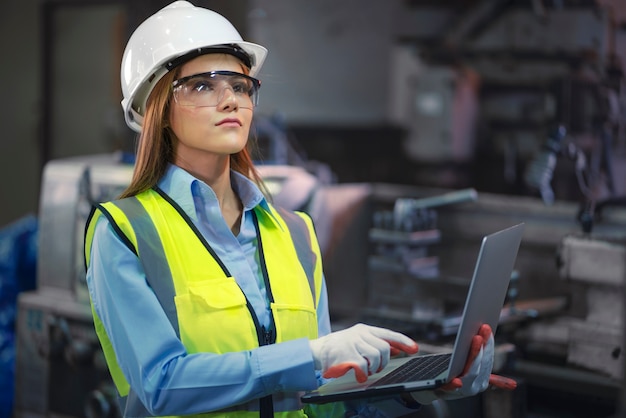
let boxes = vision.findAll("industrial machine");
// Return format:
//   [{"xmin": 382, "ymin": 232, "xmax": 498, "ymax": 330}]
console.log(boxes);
[
  {"xmin": 14, "ymin": 154, "xmax": 133, "ymax": 418},
  {"xmin": 387, "ymin": 0, "xmax": 625, "ymax": 201},
  {"xmin": 363, "ymin": 188, "xmax": 480, "ymax": 338}
]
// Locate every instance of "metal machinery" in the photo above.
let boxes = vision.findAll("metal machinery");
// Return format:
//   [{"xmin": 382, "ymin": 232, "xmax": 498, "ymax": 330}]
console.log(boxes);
[
  {"xmin": 425, "ymin": 188, "xmax": 626, "ymax": 418},
  {"xmin": 385, "ymin": 2, "xmax": 626, "ymax": 413},
  {"xmin": 389, "ymin": 0, "xmax": 625, "ymax": 200},
  {"xmin": 324, "ymin": 180, "xmax": 626, "ymax": 417},
  {"xmin": 363, "ymin": 188, "xmax": 480, "ymax": 337},
  {"xmin": 14, "ymin": 154, "xmax": 134, "ymax": 418}
]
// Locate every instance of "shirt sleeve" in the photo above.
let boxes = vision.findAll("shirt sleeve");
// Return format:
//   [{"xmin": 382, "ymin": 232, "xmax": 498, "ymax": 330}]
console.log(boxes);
[{"xmin": 86, "ymin": 216, "xmax": 320, "ymax": 416}]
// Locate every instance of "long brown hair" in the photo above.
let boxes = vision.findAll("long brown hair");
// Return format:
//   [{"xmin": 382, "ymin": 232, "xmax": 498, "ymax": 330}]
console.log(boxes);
[{"xmin": 119, "ymin": 60, "xmax": 268, "ymax": 199}]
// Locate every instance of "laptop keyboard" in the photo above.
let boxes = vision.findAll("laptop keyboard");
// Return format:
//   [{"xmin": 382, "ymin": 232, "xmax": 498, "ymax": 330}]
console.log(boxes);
[{"xmin": 375, "ymin": 353, "xmax": 452, "ymax": 385}]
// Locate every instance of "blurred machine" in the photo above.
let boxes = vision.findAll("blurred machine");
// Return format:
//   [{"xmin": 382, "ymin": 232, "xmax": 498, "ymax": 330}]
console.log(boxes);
[
  {"xmin": 558, "ymin": 233, "xmax": 625, "ymax": 380},
  {"xmin": 363, "ymin": 188, "xmax": 480, "ymax": 338},
  {"xmin": 389, "ymin": 0, "xmax": 625, "ymax": 199},
  {"xmin": 356, "ymin": 181, "xmax": 626, "ymax": 417},
  {"xmin": 14, "ymin": 154, "xmax": 133, "ymax": 418}
]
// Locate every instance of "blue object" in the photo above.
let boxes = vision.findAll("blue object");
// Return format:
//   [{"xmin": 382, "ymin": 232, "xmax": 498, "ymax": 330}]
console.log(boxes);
[{"xmin": 0, "ymin": 215, "xmax": 38, "ymax": 418}]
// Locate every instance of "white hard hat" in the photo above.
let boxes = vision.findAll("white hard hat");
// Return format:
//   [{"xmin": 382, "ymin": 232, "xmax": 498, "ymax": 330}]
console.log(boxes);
[{"xmin": 120, "ymin": 0, "xmax": 268, "ymax": 132}]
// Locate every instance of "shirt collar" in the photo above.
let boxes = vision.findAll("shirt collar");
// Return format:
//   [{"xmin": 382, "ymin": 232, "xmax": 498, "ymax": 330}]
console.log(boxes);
[{"xmin": 157, "ymin": 163, "xmax": 280, "ymax": 227}]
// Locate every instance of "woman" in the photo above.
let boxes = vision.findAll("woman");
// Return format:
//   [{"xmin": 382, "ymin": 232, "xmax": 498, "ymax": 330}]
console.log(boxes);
[{"xmin": 84, "ymin": 2, "xmax": 507, "ymax": 417}]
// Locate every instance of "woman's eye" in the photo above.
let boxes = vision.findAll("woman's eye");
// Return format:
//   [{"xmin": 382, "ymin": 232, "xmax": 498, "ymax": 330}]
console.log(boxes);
[
  {"xmin": 191, "ymin": 79, "xmax": 215, "ymax": 93},
  {"xmin": 231, "ymin": 81, "xmax": 250, "ymax": 94}
]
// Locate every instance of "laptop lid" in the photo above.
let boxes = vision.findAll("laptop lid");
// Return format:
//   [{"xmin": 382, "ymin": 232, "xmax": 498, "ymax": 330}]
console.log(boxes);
[{"xmin": 301, "ymin": 223, "xmax": 525, "ymax": 404}]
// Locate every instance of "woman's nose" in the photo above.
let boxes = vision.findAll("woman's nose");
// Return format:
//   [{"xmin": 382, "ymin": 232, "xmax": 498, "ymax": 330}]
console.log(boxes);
[{"xmin": 216, "ymin": 85, "xmax": 238, "ymax": 110}]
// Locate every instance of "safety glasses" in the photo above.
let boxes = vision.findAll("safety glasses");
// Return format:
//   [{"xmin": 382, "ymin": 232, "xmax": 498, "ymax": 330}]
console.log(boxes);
[{"xmin": 172, "ymin": 70, "xmax": 261, "ymax": 109}]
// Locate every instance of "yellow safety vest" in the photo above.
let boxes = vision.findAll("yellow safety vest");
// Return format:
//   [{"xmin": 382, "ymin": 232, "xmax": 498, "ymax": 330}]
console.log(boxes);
[{"xmin": 84, "ymin": 187, "xmax": 340, "ymax": 418}]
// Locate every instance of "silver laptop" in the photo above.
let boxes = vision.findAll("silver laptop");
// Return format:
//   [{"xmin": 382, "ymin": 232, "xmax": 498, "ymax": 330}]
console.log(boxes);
[{"xmin": 301, "ymin": 223, "xmax": 524, "ymax": 404}]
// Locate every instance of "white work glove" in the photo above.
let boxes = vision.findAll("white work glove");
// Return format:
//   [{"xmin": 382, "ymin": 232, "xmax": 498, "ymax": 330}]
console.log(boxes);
[
  {"xmin": 408, "ymin": 324, "xmax": 517, "ymax": 405},
  {"xmin": 309, "ymin": 323, "xmax": 419, "ymax": 383}
]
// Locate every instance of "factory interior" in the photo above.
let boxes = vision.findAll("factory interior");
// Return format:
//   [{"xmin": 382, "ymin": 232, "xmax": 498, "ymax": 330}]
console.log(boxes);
[{"xmin": 1, "ymin": 0, "xmax": 626, "ymax": 417}]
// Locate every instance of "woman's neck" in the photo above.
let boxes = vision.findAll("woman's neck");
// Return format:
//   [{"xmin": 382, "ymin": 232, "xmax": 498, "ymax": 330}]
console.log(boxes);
[{"xmin": 174, "ymin": 155, "xmax": 243, "ymax": 234}]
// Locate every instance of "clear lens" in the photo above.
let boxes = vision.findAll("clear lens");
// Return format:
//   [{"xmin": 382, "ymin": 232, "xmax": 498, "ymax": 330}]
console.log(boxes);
[{"xmin": 172, "ymin": 71, "xmax": 260, "ymax": 109}]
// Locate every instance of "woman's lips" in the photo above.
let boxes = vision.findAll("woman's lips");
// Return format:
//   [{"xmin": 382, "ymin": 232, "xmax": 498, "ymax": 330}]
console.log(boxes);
[{"xmin": 216, "ymin": 118, "xmax": 242, "ymax": 126}]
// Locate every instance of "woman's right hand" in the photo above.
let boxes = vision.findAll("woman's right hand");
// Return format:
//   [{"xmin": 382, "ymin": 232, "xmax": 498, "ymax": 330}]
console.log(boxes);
[{"xmin": 309, "ymin": 323, "xmax": 419, "ymax": 383}]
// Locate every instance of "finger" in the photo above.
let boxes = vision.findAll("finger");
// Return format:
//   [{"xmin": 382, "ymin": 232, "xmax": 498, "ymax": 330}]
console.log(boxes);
[
  {"xmin": 478, "ymin": 324, "xmax": 493, "ymax": 347},
  {"xmin": 367, "ymin": 325, "xmax": 418, "ymax": 351},
  {"xmin": 440, "ymin": 377, "xmax": 462, "ymax": 391},
  {"xmin": 324, "ymin": 363, "xmax": 369, "ymax": 383},
  {"xmin": 359, "ymin": 334, "xmax": 391, "ymax": 373},
  {"xmin": 489, "ymin": 374, "xmax": 517, "ymax": 390},
  {"xmin": 358, "ymin": 345, "xmax": 383, "ymax": 374},
  {"xmin": 387, "ymin": 340, "xmax": 419, "ymax": 356}
]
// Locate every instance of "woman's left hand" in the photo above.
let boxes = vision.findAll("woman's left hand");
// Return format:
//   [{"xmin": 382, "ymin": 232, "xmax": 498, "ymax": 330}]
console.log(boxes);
[{"xmin": 408, "ymin": 324, "xmax": 517, "ymax": 405}]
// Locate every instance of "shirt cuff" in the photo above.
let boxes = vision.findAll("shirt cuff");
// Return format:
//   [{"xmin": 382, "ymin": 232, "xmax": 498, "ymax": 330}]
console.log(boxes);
[{"xmin": 253, "ymin": 338, "xmax": 319, "ymax": 392}]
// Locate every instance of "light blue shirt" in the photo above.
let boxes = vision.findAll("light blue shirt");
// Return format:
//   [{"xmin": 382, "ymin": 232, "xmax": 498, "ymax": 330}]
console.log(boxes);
[{"xmin": 86, "ymin": 164, "xmax": 331, "ymax": 415}]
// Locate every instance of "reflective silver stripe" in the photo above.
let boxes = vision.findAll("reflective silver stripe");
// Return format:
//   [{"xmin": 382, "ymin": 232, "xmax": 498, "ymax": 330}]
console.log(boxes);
[
  {"xmin": 111, "ymin": 197, "xmax": 181, "ymax": 417},
  {"xmin": 113, "ymin": 197, "xmax": 180, "ymax": 337},
  {"xmin": 274, "ymin": 207, "xmax": 317, "ymax": 306}
]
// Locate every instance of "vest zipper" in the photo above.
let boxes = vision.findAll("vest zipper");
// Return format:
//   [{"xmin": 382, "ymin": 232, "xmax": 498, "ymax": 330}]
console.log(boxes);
[{"xmin": 261, "ymin": 325, "xmax": 275, "ymax": 346}]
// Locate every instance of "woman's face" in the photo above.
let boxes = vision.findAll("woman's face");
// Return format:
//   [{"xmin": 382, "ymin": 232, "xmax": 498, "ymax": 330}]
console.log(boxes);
[{"xmin": 169, "ymin": 53, "xmax": 254, "ymax": 166}]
